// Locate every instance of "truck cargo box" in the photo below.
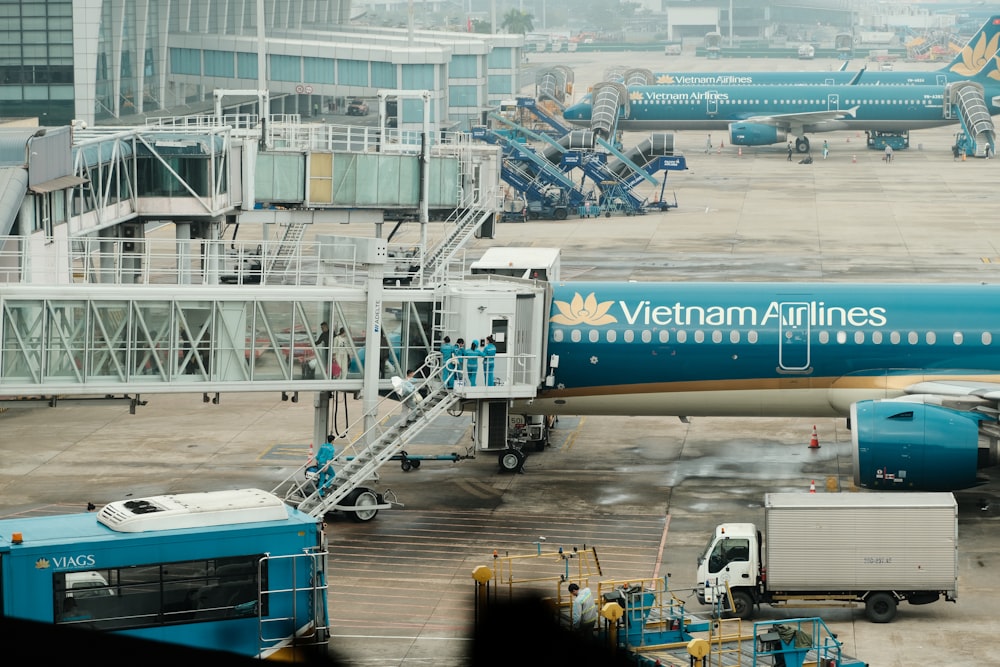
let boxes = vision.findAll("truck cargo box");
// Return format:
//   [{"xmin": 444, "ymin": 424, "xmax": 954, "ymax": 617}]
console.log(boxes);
[{"xmin": 764, "ymin": 492, "xmax": 957, "ymax": 592}]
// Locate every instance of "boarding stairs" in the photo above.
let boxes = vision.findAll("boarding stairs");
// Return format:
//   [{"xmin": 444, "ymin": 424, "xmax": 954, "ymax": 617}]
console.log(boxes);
[
  {"xmin": 420, "ymin": 199, "xmax": 496, "ymax": 282},
  {"xmin": 264, "ymin": 222, "xmax": 308, "ymax": 278},
  {"xmin": 589, "ymin": 82, "xmax": 629, "ymax": 140},
  {"xmin": 272, "ymin": 372, "xmax": 461, "ymax": 519},
  {"xmin": 513, "ymin": 96, "xmax": 572, "ymax": 138},
  {"xmin": 953, "ymin": 84, "xmax": 995, "ymax": 157}
]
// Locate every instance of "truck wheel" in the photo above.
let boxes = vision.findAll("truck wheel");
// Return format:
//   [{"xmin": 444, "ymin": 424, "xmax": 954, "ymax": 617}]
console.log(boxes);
[
  {"xmin": 554, "ymin": 208, "xmax": 568, "ymax": 221},
  {"xmin": 865, "ymin": 592, "xmax": 897, "ymax": 623},
  {"xmin": 729, "ymin": 591, "xmax": 754, "ymax": 620},
  {"xmin": 347, "ymin": 488, "xmax": 380, "ymax": 522}
]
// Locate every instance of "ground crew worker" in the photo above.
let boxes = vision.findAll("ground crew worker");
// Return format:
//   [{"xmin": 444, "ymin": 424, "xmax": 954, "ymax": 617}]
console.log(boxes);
[
  {"xmin": 483, "ymin": 335, "xmax": 497, "ymax": 386},
  {"xmin": 568, "ymin": 582, "xmax": 598, "ymax": 632},
  {"xmin": 440, "ymin": 336, "xmax": 456, "ymax": 388}
]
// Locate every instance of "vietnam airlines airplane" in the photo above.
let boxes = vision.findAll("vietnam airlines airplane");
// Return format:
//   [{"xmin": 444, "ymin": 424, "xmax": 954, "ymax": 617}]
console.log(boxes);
[
  {"xmin": 562, "ymin": 53, "xmax": 1000, "ymax": 152},
  {"xmin": 650, "ymin": 15, "xmax": 1000, "ymax": 87},
  {"xmin": 523, "ymin": 282, "xmax": 1000, "ymax": 493}
]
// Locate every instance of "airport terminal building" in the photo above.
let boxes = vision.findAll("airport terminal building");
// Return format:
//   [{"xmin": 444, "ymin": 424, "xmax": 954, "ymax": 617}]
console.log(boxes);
[{"xmin": 0, "ymin": 0, "xmax": 523, "ymax": 132}]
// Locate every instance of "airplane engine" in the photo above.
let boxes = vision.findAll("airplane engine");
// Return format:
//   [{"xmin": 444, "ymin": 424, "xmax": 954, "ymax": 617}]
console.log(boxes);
[
  {"xmin": 851, "ymin": 399, "xmax": 987, "ymax": 491},
  {"xmin": 728, "ymin": 123, "xmax": 787, "ymax": 146}
]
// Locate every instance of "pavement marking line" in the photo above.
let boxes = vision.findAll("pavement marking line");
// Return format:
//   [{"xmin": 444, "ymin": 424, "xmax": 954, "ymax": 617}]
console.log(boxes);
[
  {"xmin": 561, "ymin": 415, "xmax": 585, "ymax": 451},
  {"xmin": 651, "ymin": 511, "xmax": 671, "ymax": 581},
  {"xmin": 453, "ymin": 479, "xmax": 503, "ymax": 499}
]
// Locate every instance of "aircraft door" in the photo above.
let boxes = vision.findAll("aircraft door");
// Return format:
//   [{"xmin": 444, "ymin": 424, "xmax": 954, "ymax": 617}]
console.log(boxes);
[
  {"xmin": 778, "ymin": 301, "xmax": 810, "ymax": 371},
  {"xmin": 706, "ymin": 91, "xmax": 719, "ymax": 116},
  {"xmin": 826, "ymin": 93, "xmax": 840, "ymax": 110}
]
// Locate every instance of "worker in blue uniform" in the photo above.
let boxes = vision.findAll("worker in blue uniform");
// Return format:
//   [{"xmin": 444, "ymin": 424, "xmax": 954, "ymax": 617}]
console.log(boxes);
[
  {"xmin": 315, "ymin": 441, "xmax": 336, "ymax": 496},
  {"xmin": 440, "ymin": 336, "xmax": 456, "ymax": 388},
  {"xmin": 466, "ymin": 339, "xmax": 482, "ymax": 386},
  {"xmin": 482, "ymin": 336, "xmax": 497, "ymax": 386}
]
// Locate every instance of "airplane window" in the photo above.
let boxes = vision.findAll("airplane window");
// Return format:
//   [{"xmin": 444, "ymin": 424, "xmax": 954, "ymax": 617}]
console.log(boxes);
[
  {"xmin": 606, "ymin": 330, "xmax": 617, "ymax": 343},
  {"xmin": 730, "ymin": 330, "xmax": 740, "ymax": 344},
  {"xmin": 890, "ymin": 331, "xmax": 901, "ymax": 344},
  {"xmin": 747, "ymin": 330, "xmax": 758, "ymax": 344},
  {"xmin": 694, "ymin": 330, "xmax": 705, "ymax": 343},
  {"xmin": 642, "ymin": 330, "xmax": 652, "ymax": 343},
  {"xmin": 712, "ymin": 330, "xmax": 722, "ymax": 343},
  {"xmin": 676, "ymin": 330, "xmax": 687, "ymax": 343},
  {"xmin": 872, "ymin": 331, "xmax": 883, "ymax": 344},
  {"xmin": 926, "ymin": 332, "xmax": 936, "ymax": 345},
  {"xmin": 624, "ymin": 330, "xmax": 635, "ymax": 343},
  {"xmin": 982, "ymin": 332, "xmax": 992, "ymax": 345},
  {"xmin": 953, "ymin": 332, "xmax": 963, "ymax": 345},
  {"xmin": 571, "ymin": 329, "xmax": 582, "ymax": 343},
  {"xmin": 836, "ymin": 331, "xmax": 847, "ymax": 344},
  {"xmin": 908, "ymin": 331, "xmax": 918, "ymax": 344},
  {"xmin": 854, "ymin": 331, "xmax": 864, "ymax": 344},
  {"xmin": 818, "ymin": 331, "xmax": 829, "ymax": 344},
  {"xmin": 553, "ymin": 329, "xmax": 564, "ymax": 343},
  {"xmin": 659, "ymin": 330, "xmax": 669, "ymax": 343},
  {"xmin": 589, "ymin": 330, "xmax": 600, "ymax": 343}
]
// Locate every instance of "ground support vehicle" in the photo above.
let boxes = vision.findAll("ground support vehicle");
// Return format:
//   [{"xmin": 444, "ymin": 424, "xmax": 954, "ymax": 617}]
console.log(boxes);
[
  {"xmin": 697, "ymin": 492, "xmax": 958, "ymax": 623},
  {"xmin": 0, "ymin": 489, "xmax": 328, "ymax": 660}
]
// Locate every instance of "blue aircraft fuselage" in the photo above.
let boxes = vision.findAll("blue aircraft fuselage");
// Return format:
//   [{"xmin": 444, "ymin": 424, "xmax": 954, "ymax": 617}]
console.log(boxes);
[
  {"xmin": 562, "ymin": 81, "xmax": 994, "ymax": 134},
  {"xmin": 533, "ymin": 281, "xmax": 1000, "ymax": 418}
]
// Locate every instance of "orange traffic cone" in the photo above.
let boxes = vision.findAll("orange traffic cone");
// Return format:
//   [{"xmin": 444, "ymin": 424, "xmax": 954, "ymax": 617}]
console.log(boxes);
[
  {"xmin": 307, "ymin": 441, "xmax": 315, "ymax": 466},
  {"xmin": 720, "ymin": 139, "xmax": 725, "ymax": 148},
  {"xmin": 738, "ymin": 146, "xmax": 743, "ymax": 157},
  {"xmin": 809, "ymin": 480, "xmax": 816, "ymax": 493},
  {"xmin": 809, "ymin": 425, "xmax": 820, "ymax": 449},
  {"xmin": 852, "ymin": 154, "xmax": 857, "ymax": 163}
]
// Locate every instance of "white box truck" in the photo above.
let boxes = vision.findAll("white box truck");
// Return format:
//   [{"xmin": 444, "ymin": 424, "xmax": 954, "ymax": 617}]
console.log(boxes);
[{"xmin": 696, "ymin": 492, "xmax": 958, "ymax": 623}]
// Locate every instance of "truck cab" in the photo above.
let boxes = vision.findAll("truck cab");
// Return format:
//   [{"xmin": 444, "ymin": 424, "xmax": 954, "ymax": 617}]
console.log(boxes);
[{"xmin": 696, "ymin": 522, "xmax": 759, "ymax": 614}]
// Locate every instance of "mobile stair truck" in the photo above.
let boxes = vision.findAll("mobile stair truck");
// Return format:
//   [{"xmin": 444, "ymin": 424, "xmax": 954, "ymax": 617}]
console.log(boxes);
[{"xmin": 697, "ymin": 492, "xmax": 958, "ymax": 623}]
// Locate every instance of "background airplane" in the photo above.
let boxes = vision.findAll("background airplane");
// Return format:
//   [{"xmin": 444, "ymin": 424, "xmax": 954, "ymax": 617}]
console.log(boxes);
[
  {"xmin": 521, "ymin": 281, "xmax": 1000, "ymax": 494},
  {"xmin": 562, "ymin": 54, "xmax": 1000, "ymax": 153},
  {"xmin": 648, "ymin": 15, "xmax": 1000, "ymax": 87}
]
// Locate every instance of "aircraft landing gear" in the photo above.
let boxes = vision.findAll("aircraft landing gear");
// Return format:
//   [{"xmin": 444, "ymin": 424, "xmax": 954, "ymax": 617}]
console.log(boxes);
[
  {"xmin": 498, "ymin": 447, "xmax": 527, "ymax": 473},
  {"xmin": 795, "ymin": 137, "xmax": 810, "ymax": 153}
]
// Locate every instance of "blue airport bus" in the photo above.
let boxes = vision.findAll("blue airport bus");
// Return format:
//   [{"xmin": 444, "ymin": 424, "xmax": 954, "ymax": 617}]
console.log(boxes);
[{"xmin": 0, "ymin": 488, "xmax": 328, "ymax": 660}]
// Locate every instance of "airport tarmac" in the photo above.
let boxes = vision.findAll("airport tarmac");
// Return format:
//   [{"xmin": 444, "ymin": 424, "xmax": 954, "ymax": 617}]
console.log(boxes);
[{"xmin": 4, "ymin": 51, "xmax": 1000, "ymax": 666}]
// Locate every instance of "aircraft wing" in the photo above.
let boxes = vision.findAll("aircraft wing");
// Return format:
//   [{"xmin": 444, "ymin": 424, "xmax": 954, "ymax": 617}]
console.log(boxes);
[
  {"xmin": 745, "ymin": 106, "xmax": 859, "ymax": 126},
  {"xmin": 906, "ymin": 380, "xmax": 1000, "ymax": 403}
]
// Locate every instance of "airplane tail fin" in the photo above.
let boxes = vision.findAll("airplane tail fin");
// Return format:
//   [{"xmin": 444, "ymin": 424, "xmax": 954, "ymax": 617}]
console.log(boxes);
[
  {"xmin": 970, "ymin": 49, "xmax": 1000, "ymax": 82},
  {"xmin": 940, "ymin": 16, "xmax": 1000, "ymax": 77}
]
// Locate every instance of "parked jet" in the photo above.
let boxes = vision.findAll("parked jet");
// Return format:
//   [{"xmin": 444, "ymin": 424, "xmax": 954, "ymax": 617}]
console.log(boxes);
[
  {"xmin": 650, "ymin": 15, "xmax": 1000, "ymax": 87},
  {"xmin": 562, "ymin": 54, "xmax": 1000, "ymax": 152},
  {"xmin": 522, "ymin": 281, "xmax": 1000, "ymax": 493}
]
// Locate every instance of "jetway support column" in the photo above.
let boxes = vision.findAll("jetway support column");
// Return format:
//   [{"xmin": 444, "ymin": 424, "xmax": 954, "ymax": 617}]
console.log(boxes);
[
  {"xmin": 359, "ymin": 239, "xmax": 388, "ymax": 442},
  {"xmin": 176, "ymin": 221, "xmax": 192, "ymax": 285},
  {"xmin": 99, "ymin": 227, "xmax": 116, "ymax": 283},
  {"xmin": 313, "ymin": 391, "xmax": 331, "ymax": 450}
]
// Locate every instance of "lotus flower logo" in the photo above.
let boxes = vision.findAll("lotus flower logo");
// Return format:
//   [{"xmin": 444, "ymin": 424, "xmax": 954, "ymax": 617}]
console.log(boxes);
[
  {"xmin": 35, "ymin": 558, "xmax": 51, "ymax": 569},
  {"xmin": 629, "ymin": 90, "xmax": 645, "ymax": 103},
  {"xmin": 550, "ymin": 292, "xmax": 618, "ymax": 326},
  {"xmin": 656, "ymin": 74, "xmax": 677, "ymax": 85},
  {"xmin": 949, "ymin": 32, "xmax": 1000, "ymax": 76}
]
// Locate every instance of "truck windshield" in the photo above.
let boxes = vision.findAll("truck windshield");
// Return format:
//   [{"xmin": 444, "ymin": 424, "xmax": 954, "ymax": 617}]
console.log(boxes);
[{"xmin": 707, "ymin": 538, "xmax": 750, "ymax": 574}]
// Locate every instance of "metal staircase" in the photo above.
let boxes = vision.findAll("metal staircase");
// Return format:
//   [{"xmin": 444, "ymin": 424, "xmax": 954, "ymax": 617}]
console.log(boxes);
[
  {"xmin": 272, "ymin": 374, "xmax": 462, "ymax": 520},
  {"xmin": 264, "ymin": 222, "xmax": 308, "ymax": 278},
  {"xmin": 951, "ymin": 83, "xmax": 995, "ymax": 157},
  {"xmin": 420, "ymin": 201, "xmax": 494, "ymax": 282},
  {"xmin": 589, "ymin": 82, "xmax": 628, "ymax": 140}
]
